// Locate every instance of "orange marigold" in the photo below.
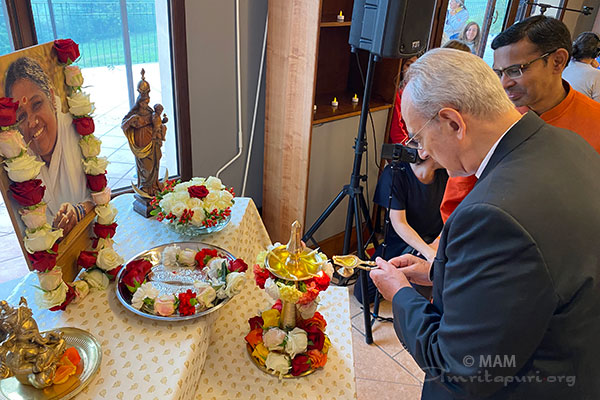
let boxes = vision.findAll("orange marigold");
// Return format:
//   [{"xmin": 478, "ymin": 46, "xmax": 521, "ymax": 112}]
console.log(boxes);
[{"xmin": 307, "ymin": 349, "xmax": 327, "ymax": 368}]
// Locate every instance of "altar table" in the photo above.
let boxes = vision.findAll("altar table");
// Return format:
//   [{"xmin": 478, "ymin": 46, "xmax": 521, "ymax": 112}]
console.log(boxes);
[{"xmin": 3, "ymin": 194, "xmax": 357, "ymax": 400}]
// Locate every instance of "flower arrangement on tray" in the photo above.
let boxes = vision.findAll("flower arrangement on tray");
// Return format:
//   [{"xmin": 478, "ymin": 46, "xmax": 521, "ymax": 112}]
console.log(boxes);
[
  {"xmin": 119, "ymin": 244, "xmax": 248, "ymax": 317},
  {"xmin": 246, "ymin": 238, "xmax": 335, "ymax": 377},
  {"xmin": 0, "ymin": 39, "xmax": 122, "ymax": 311},
  {"xmin": 150, "ymin": 176, "xmax": 235, "ymax": 235}
]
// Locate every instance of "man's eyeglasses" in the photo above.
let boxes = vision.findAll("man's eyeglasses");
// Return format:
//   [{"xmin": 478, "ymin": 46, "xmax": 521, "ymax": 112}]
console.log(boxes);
[
  {"xmin": 493, "ymin": 50, "xmax": 556, "ymax": 79},
  {"xmin": 404, "ymin": 114, "xmax": 437, "ymax": 150}
]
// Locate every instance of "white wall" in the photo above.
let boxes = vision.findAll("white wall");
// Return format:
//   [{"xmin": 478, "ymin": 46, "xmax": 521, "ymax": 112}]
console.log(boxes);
[
  {"xmin": 185, "ymin": 0, "xmax": 267, "ymax": 205},
  {"xmin": 562, "ymin": 0, "xmax": 600, "ymax": 37}
]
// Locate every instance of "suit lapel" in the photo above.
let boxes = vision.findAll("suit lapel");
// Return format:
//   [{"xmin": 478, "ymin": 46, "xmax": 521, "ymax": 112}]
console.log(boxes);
[{"xmin": 477, "ymin": 112, "xmax": 546, "ymax": 182}]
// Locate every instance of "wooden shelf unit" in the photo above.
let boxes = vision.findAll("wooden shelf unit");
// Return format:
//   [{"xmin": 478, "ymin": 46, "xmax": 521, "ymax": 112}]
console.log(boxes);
[{"xmin": 263, "ymin": 0, "xmax": 401, "ymax": 244}]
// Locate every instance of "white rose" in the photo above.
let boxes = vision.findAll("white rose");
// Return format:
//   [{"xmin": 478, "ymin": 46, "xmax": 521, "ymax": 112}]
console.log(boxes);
[
  {"xmin": 79, "ymin": 134, "xmax": 101, "ymax": 158},
  {"xmin": 284, "ymin": 327, "xmax": 308, "ymax": 358},
  {"xmin": 193, "ymin": 281, "xmax": 217, "ymax": 309},
  {"xmin": 224, "ymin": 271, "xmax": 245, "ymax": 297},
  {"xmin": 171, "ymin": 191, "xmax": 188, "ymax": 203},
  {"xmin": 185, "ymin": 197, "xmax": 203, "ymax": 209},
  {"xmin": 64, "ymin": 65, "xmax": 84, "ymax": 87},
  {"xmin": 71, "ymin": 280, "xmax": 90, "ymax": 303},
  {"xmin": 131, "ymin": 282, "xmax": 159, "ymax": 310},
  {"xmin": 96, "ymin": 248, "xmax": 124, "ymax": 271},
  {"xmin": 82, "ymin": 156, "xmax": 109, "ymax": 175},
  {"xmin": 170, "ymin": 203, "xmax": 186, "ymax": 218},
  {"xmin": 24, "ymin": 224, "xmax": 63, "ymax": 253},
  {"xmin": 37, "ymin": 266, "xmax": 63, "ymax": 291},
  {"xmin": 67, "ymin": 91, "xmax": 95, "ymax": 116},
  {"xmin": 80, "ymin": 268, "xmax": 109, "ymax": 290},
  {"xmin": 263, "ymin": 327, "xmax": 286, "ymax": 351},
  {"xmin": 162, "ymin": 245, "xmax": 180, "ymax": 268},
  {"xmin": 35, "ymin": 281, "xmax": 68, "ymax": 309},
  {"xmin": 207, "ymin": 258, "xmax": 227, "ymax": 282},
  {"xmin": 0, "ymin": 129, "xmax": 26, "ymax": 158},
  {"xmin": 321, "ymin": 260, "xmax": 334, "ymax": 279},
  {"xmin": 265, "ymin": 353, "xmax": 291, "ymax": 376},
  {"xmin": 215, "ymin": 190, "xmax": 234, "ymax": 210},
  {"xmin": 264, "ymin": 278, "xmax": 280, "ymax": 300},
  {"xmin": 191, "ymin": 207, "xmax": 206, "ymax": 226},
  {"xmin": 93, "ymin": 237, "xmax": 114, "ymax": 251},
  {"xmin": 91, "ymin": 186, "xmax": 111, "ymax": 205},
  {"xmin": 159, "ymin": 192, "xmax": 175, "ymax": 211},
  {"xmin": 298, "ymin": 298, "xmax": 319, "ymax": 319},
  {"xmin": 203, "ymin": 192, "xmax": 219, "ymax": 211},
  {"xmin": 4, "ymin": 153, "xmax": 44, "ymax": 182},
  {"xmin": 94, "ymin": 203, "xmax": 118, "ymax": 225},
  {"xmin": 19, "ymin": 204, "xmax": 47, "ymax": 230},
  {"xmin": 205, "ymin": 176, "xmax": 223, "ymax": 190},
  {"xmin": 190, "ymin": 177, "xmax": 206, "ymax": 185},
  {"xmin": 178, "ymin": 248, "xmax": 197, "ymax": 267}
]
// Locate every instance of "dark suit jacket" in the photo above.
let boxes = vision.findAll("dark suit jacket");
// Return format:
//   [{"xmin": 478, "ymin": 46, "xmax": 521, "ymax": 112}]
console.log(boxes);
[{"xmin": 392, "ymin": 112, "xmax": 600, "ymax": 399}]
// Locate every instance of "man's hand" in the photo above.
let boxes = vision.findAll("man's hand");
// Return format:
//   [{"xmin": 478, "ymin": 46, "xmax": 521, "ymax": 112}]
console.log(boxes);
[
  {"xmin": 387, "ymin": 254, "xmax": 433, "ymax": 287},
  {"xmin": 370, "ymin": 257, "xmax": 411, "ymax": 301},
  {"xmin": 52, "ymin": 203, "xmax": 77, "ymax": 235}
]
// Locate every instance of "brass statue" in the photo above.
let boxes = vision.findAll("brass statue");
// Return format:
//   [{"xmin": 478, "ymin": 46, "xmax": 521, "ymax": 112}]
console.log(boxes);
[{"xmin": 0, "ymin": 297, "xmax": 66, "ymax": 389}]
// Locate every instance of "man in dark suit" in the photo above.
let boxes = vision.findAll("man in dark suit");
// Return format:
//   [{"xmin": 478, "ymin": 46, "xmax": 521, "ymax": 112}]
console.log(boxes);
[{"xmin": 370, "ymin": 48, "xmax": 600, "ymax": 399}]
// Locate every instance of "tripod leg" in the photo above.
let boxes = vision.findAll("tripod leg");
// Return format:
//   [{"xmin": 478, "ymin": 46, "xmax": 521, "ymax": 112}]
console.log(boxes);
[
  {"xmin": 342, "ymin": 192, "xmax": 356, "ymax": 254},
  {"xmin": 354, "ymin": 194, "xmax": 374, "ymax": 344},
  {"xmin": 359, "ymin": 191, "xmax": 379, "ymax": 251},
  {"xmin": 302, "ymin": 187, "xmax": 349, "ymax": 244}
]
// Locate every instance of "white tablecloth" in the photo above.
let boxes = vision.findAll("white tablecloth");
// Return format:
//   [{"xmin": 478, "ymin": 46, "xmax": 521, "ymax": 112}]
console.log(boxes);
[{"xmin": 5, "ymin": 194, "xmax": 357, "ymax": 399}]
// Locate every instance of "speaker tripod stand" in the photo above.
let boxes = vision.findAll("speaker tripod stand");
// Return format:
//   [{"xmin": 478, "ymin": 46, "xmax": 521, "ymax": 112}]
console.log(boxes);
[{"xmin": 302, "ymin": 52, "xmax": 380, "ymax": 344}]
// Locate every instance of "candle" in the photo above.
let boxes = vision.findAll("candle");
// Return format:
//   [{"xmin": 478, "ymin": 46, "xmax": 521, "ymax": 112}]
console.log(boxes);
[
  {"xmin": 337, "ymin": 11, "xmax": 344, "ymax": 22},
  {"xmin": 352, "ymin": 94, "xmax": 359, "ymax": 104},
  {"xmin": 331, "ymin": 97, "xmax": 339, "ymax": 107}
]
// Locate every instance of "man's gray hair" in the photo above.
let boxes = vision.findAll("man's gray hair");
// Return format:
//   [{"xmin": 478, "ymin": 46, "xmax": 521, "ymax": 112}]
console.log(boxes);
[{"xmin": 404, "ymin": 48, "xmax": 514, "ymax": 119}]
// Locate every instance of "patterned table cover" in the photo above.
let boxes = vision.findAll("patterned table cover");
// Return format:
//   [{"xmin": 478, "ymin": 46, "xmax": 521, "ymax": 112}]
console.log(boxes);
[{"xmin": 4, "ymin": 194, "xmax": 357, "ymax": 399}]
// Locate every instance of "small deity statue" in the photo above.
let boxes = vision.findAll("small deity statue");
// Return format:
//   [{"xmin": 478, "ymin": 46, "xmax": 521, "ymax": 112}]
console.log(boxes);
[
  {"xmin": 121, "ymin": 69, "xmax": 168, "ymax": 216},
  {"xmin": 0, "ymin": 298, "xmax": 66, "ymax": 389}
]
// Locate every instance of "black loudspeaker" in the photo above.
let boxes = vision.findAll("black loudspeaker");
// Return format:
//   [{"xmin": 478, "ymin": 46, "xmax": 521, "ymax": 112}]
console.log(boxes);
[{"xmin": 349, "ymin": 0, "xmax": 437, "ymax": 58}]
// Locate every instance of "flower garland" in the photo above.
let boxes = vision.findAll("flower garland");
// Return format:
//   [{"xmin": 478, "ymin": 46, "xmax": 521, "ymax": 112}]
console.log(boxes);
[
  {"xmin": 119, "ymin": 244, "xmax": 248, "ymax": 317},
  {"xmin": 0, "ymin": 39, "xmax": 122, "ymax": 311},
  {"xmin": 150, "ymin": 176, "xmax": 234, "ymax": 229},
  {"xmin": 246, "ymin": 244, "xmax": 334, "ymax": 377}
]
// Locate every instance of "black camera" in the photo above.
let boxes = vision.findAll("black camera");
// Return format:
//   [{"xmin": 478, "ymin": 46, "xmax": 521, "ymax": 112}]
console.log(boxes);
[{"xmin": 381, "ymin": 143, "xmax": 419, "ymax": 163}]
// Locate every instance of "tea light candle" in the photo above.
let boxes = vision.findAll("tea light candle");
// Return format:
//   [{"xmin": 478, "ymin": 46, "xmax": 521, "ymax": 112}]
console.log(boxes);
[
  {"xmin": 337, "ymin": 11, "xmax": 344, "ymax": 22},
  {"xmin": 313, "ymin": 104, "xmax": 317, "ymax": 112},
  {"xmin": 331, "ymin": 97, "xmax": 339, "ymax": 107},
  {"xmin": 352, "ymin": 93, "xmax": 359, "ymax": 104}
]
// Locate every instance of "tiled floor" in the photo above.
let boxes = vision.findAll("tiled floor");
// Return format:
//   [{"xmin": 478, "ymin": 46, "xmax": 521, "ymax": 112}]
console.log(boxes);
[{"xmin": 348, "ymin": 286, "xmax": 424, "ymax": 400}]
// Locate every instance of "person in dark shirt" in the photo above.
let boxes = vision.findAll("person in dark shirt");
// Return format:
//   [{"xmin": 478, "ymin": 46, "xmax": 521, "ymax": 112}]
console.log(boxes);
[{"xmin": 354, "ymin": 151, "xmax": 448, "ymax": 304}]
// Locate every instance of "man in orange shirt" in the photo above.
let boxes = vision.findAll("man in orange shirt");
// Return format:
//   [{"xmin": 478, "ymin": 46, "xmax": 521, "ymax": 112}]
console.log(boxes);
[{"xmin": 440, "ymin": 16, "xmax": 600, "ymax": 222}]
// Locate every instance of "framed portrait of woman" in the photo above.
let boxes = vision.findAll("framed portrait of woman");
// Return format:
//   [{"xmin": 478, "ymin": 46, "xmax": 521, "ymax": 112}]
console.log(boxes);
[{"xmin": 0, "ymin": 42, "xmax": 95, "ymax": 281}]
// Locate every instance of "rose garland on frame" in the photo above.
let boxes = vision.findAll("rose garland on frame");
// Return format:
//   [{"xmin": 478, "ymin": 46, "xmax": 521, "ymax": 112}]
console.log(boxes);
[
  {"xmin": 0, "ymin": 39, "xmax": 123, "ymax": 311},
  {"xmin": 119, "ymin": 244, "xmax": 248, "ymax": 317},
  {"xmin": 246, "ymin": 245, "xmax": 334, "ymax": 377}
]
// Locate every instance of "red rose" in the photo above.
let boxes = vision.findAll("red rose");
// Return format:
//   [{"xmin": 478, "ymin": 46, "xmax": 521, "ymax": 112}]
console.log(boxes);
[
  {"xmin": 248, "ymin": 315, "xmax": 263, "ymax": 330},
  {"xmin": 178, "ymin": 289, "xmax": 197, "ymax": 316},
  {"xmin": 49, "ymin": 284, "xmax": 76, "ymax": 311},
  {"xmin": 27, "ymin": 243, "xmax": 59, "ymax": 273},
  {"xmin": 86, "ymin": 174, "xmax": 107, "ymax": 192},
  {"xmin": 253, "ymin": 264, "xmax": 270, "ymax": 289},
  {"xmin": 195, "ymin": 248, "xmax": 218, "ymax": 268},
  {"xmin": 291, "ymin": 355, "xmax": 312, "ymax": 376},
  {"xmin": 53, "ymin": 39, "xmax": 80, "ymax": 64},
  {"xmin": 0, "ymin": 97, "xmax": 19, "ymax": 127},
  {"xmin": 77, "ymin": 251, "xmax": 97, "ymax": 269},
  {"xmin": 93, "ymin": 222, "xmax": 117, "ymax": 239},
  {"xmin": 228, "ymin": 258, "xmax": 248, "ymax": 273},
  {"xmin": 313, "ymin": 272, "xmax": 331, "ymax": 292},
  {"xmin": 304, "ymin": 325, "xmax": 325, "ymax": 351},
  {"xmin": 9, "ymin": 180, "xmax": 45, "ymax": 207},
  {"xmin": 188, "ymin": 185, "xmax": 209, "ymax": 199},
  {"xmin": 271, "ymin": 299, "xmax": 282, "ymax": 312},
  {"xmin": 106, "ymin": 265, "xmax": 123, "ymax": 281},
  {"xmin": 73, "ymin": 116, "xmax": 95, "ymax": 136},
  {"xmin": 122, "ymin": 259, "xmax": 152, "ymax": 290}
]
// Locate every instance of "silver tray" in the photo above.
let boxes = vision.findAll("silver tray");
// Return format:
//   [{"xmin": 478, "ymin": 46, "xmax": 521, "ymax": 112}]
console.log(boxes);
[
  {"xmin": 115, "ymin": 241, "xmax": 237, "ymax": 321},
  {"xmin": 166, "ymin": 214, "xmax": 231, "ymax": 236},
  {"xmin": 0, "ymin": 327, "xmax": 102, "ymax": 400}
]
